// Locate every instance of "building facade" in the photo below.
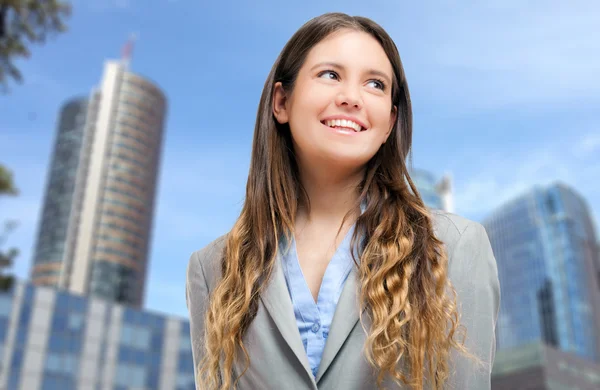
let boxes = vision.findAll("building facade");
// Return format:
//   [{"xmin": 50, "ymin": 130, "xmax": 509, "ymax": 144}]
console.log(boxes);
[
  {"xmin": 410, "ymin": 168, "xmax": 454, "ymax": 212},
  {"xmin": 492, "ymin": 343, "xmax": 600, "ymax": 390},
  {"xmin": 0, "ymin": 282, "xmax": 194, "ymax": 390},
  {"xmin": 483, "ymin": 183, "xmax": 600, "ymax": 362},
  {"xmin": 30, "ymin": 60, "xmax": 167, "ymax": 308},
  {"xmin": 30, "ymin": 98, "xmax": 89, "ymax": 288}
]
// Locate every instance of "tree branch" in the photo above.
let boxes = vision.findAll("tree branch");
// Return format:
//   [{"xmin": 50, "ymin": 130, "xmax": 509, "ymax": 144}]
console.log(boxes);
[{"xmin": 0, "ymin": 4, "xmax": 7, "ymax": 40}]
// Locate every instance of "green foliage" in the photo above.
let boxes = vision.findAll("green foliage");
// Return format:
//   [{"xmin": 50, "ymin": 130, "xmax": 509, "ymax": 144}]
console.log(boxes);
[
  {"xmin": 0, "ymin": 163, "xmax": 17, "ymax": 194},
  {"xmin": 0, "ymin": 163, "xmax": 19, "ymax": 291},
  {"xmin": 0, "ymin": 0, "xmax": 71, "ymax": 91}
]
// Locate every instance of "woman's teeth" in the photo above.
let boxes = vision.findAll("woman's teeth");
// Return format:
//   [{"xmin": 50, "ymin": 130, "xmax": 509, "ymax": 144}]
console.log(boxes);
[{"xmin": 324, "ymin": 119, "xmax": 364, "ymax": 132}]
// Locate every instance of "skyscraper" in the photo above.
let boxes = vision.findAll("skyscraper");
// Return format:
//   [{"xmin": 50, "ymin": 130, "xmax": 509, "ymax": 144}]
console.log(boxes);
[
  {"xmin": 483, "ymin": 183, "xmax": 600, "ymax": 362},
  {"xmin": 411, "ymin": 168, "xmax": 454, "ymax": 212},
  {"xmin": 30, "ymin": 60, "xmax": 167, "ymax": 308},
  {"xmin": 30, "ymin": 97, "xmax": 89, "ymax": 287}
]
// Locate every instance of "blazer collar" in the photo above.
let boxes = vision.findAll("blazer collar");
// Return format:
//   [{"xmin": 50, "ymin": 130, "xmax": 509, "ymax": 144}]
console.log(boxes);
[
  {"xmin": 259, "ymin": 249, "xmax": 364, "ymax": 384},
  {"xmin": 316, "ymin": 264, "xmax": 363, "ymax": 382},
  {"xmin": 259, "ymin": 250, "xmax": 315, "ymax": 382}
]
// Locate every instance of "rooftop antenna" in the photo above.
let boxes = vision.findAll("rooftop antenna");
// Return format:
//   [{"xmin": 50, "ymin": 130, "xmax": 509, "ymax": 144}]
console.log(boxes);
[{"xmin": 121, "ymin": 32, "xmax": 138, "ymax": 69}]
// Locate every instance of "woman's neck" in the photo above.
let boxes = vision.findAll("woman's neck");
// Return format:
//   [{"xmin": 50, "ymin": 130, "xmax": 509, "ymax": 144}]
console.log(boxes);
[{"xmin": 296, "ymin": 163, "xmax": 363, "ymax": 225}]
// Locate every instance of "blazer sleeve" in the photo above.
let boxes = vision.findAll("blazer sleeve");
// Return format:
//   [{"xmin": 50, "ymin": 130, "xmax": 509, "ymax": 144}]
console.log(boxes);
[
  {"xmin": 447, "ymin": 221, "xmax": 501, "ymax": 390},
  {"xmin": 186, "ymin": 249, "xmax": 211, "ymax": 388}
]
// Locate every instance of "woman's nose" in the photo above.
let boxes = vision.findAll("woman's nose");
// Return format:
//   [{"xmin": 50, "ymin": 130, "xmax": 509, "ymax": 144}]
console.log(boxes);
[{"xmin": 335, "ymin": 87, "xmax": 363, "ymax": 109}]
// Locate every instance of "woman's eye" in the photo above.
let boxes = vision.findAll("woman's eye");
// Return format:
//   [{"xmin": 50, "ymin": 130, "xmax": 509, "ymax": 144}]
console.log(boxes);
[
  {"xmin": 367, "ymin": 79, "xmax": 385, "ymax": 91},
  {"xmin": 318, "ymin": 70, "xmax": 339, "ymax": 80}
]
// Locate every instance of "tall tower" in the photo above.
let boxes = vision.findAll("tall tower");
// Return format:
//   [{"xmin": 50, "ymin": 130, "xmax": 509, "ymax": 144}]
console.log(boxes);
[
  {"xmin": 30, "ymin": 97, "xmax": 89, "ymax": 286},
  {"xmin": 483, "ymin": 183, "xmax": 600, "ymax": 362},
  {"xmin": 410, "ymin": 168, "xmax": 454, "ymax": 212},
  {"xmin": 30, "ymin": 59, "xmax": 167, "ymax": 308}
]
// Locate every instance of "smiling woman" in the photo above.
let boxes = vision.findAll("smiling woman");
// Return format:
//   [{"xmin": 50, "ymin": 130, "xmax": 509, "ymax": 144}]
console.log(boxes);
[
  {"xmin": 186, "ymin": 12, "xmax": 500, "ymax": 390},
  {"xmin": 272, "ymin": 29, "xmax": 397, "ymax": 169}
]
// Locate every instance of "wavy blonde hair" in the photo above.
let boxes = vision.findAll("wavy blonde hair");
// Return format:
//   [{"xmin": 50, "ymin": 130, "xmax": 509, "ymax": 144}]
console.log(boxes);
[{"xmin": 197, "ymin": 12, "xmax": 477, "ymax": 390}]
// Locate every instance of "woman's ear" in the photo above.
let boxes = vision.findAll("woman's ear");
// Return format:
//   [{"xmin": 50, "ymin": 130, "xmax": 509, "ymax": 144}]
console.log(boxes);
[
  {"xmin": 383, "ymin": 105, "xmax": 397, "ymax": 143},
  {"xmin": 272, "ymin": 82, "xmax": 289, "ymax": 124}
]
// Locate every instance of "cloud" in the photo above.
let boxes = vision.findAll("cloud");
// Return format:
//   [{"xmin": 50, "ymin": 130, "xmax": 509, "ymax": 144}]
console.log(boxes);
[
  {"xmin": 575, "ymin": 133, "xmax": 600, "ymax": 157},
  {"xmin": 221, "ymin": 0, "xmax": 600, "ymax": 111},
  {"xmin": 407, "ymin": 1, "xmax": 600, "ymax": 111},
  {"xmin": 82, "ymin": 0, "xmax": 133, "ymax": 12},
  {"xmin": 151, "ymin": 143, "xmax": 249, "ymax": 241},
  {"xmin": 453, "ymin": 133, "xmax": 600, "ymax": 232},
  {"xmin": 3, "ymin": 60, "xmax": 80, "ymax": 114}
]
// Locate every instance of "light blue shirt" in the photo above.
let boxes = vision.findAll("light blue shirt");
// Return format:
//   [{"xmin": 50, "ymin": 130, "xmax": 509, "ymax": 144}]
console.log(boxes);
[{"xmin": 279, "ymin": 224, "xmax": 357, "ymax": 378}]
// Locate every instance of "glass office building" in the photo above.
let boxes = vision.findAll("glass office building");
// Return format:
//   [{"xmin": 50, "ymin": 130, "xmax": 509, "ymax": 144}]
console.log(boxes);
[
  {"xmin": 410, "ymin": 168, "xmax": 453, "ymax": 212},
  {"xmin": 29, "ymin": 60, "xmax": 167, "ymax": 309},
  {"xmin": 483, "ymin": 183, "xmax": 600, "ymax": 362},
  {"xmin": 0, "ymin": 282, "xmax": 194, "ymax": 390},
  {"xmin": 30, "ymin": 98, "xmax": 89, "ymax": 287}
]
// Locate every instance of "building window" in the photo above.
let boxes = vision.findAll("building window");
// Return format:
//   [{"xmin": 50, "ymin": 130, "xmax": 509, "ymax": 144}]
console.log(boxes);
[
  {"xmin": 0, "ymin": 296, "xmax": 12, "ymax": 317},
  {"xmin": 120, "ymin": 323, "xmax": 151, "ymax": 350},
  {"xmin": 176, "ymin": 373, "xmax": 195, "ymax": 389},
  {"xmin": 179, "ymin": 333, "xmax": 191, "ymax": 352},
  {"xmin": 68, "ymin": 312, "xmax": 84, "ymax": 331},
  {"xmin": 115, "ymin": 363, "xmax": 147, "ymax": 387},
  {"xmin": 45, "ymin": 352, "xmax": 78, "ymax": 375}
]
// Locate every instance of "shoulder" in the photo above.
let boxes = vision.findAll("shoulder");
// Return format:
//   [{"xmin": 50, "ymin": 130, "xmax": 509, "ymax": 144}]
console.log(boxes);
[
  {"xmin": 430, "ymin": 212, "xmax": 500, "ymax": 381},
  {"xmin": 430, "ymin": 209, "xmax": 499, "ymax": 290},
  {"xmin": 186, "ymin": 235, "xmax": 228, "ymax": 292},
  {"xmin": 429, "ymin": 209, "xmax": 487, "ymax": 255}
]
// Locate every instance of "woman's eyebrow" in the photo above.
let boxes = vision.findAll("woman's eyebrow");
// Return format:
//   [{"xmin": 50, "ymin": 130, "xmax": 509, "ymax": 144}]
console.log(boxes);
[
  {"xmin": 310, "ymin": 61, "xmax": 392, "ymax": 85},
  {"xmin": 310, "ymin": 61, "xmax": 344, "ymax": 72}
]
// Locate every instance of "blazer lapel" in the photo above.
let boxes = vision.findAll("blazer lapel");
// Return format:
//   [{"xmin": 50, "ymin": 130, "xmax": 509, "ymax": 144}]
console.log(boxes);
[
  {"xmin": 316, "ymin": 265, "xmax": 363, "ymax": 382},
  {"xmin": 259, "ymin": 251, "xmax": 314, "ymax": 381}
]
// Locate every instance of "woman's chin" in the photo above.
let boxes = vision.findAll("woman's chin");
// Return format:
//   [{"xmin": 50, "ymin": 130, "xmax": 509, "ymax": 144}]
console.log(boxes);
[{"xmin": 312, "ymin": 151, "xmax": 374, "ymax": 172}]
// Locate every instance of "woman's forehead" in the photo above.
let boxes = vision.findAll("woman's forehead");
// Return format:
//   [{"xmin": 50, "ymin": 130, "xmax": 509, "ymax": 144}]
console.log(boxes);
[{"xmin": 302, "ymin": 30, "xmax": 393, "ymax": 79}]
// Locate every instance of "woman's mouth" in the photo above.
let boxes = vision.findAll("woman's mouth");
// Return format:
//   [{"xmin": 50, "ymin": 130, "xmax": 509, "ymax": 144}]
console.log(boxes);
[{"xmin": 321, "ymin": 119, "xmax": 367, "ymax": 132}]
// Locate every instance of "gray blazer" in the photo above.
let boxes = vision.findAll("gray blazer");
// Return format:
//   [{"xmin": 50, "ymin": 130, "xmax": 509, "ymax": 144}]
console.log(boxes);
[{"xmin": 186, "ymin": 211, "xmax": 501, "ymax": 389}]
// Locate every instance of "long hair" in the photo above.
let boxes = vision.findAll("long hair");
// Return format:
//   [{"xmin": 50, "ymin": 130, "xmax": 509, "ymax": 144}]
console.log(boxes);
[{"xmin": 198, "ymin": 12, "xmax": 475, "ymax": 390}]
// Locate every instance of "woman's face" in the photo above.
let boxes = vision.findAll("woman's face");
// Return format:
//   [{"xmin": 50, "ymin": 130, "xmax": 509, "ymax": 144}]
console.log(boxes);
[{"xmin": 273, "ymin": 29, "xmax": 397, "ymax": 172}]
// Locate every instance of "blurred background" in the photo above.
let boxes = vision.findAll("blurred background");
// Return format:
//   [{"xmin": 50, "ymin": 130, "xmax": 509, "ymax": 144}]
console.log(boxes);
[{"xmin": 0, "ymin": 0, "xmax": 599, "ymax": 389}]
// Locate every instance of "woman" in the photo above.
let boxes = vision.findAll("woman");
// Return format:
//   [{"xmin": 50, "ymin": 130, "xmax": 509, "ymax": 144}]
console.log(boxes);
[{"xmin": 186, "ymin": 12, "xmax": 500, "ymax": 390}]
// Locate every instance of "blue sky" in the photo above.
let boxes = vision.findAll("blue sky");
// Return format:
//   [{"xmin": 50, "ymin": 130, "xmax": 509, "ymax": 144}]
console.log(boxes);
[{"xmin": 0, "ymin": 0, "xmax": 599, "ymax": 319}]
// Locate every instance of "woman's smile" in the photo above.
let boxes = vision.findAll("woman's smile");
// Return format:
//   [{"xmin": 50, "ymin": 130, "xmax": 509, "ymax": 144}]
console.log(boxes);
[
  {"xmin": 320, "ymin": 115, "xmax": 368, "ymax": 136},
  {"xmin": 321, "ymin": 121, "xmax": 364, "ymax": 136}
]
